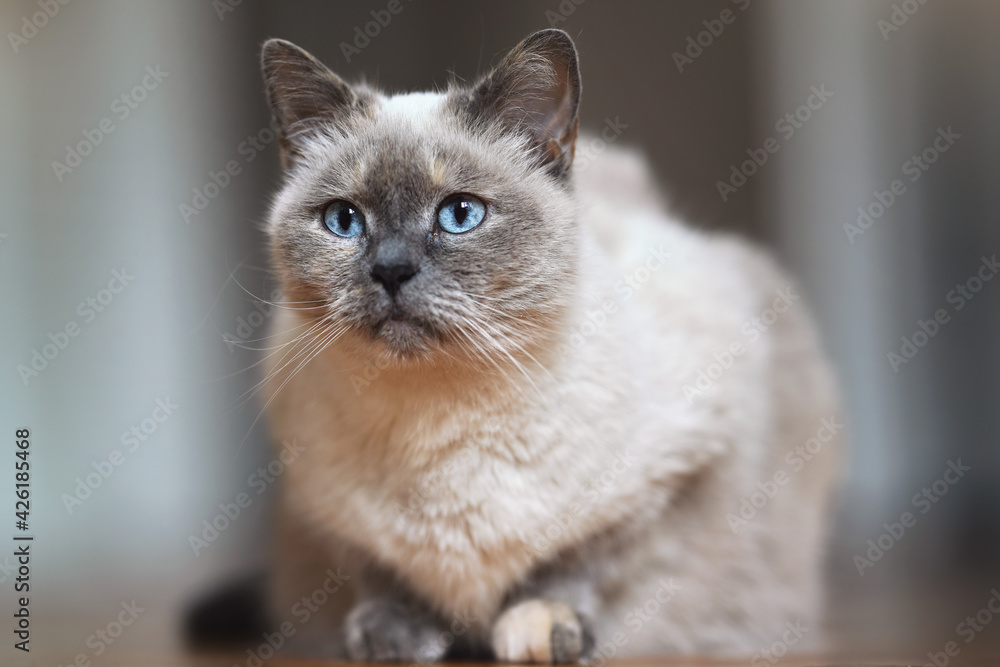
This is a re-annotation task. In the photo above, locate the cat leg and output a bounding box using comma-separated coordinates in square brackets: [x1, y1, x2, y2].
[345, 596, 453, 662]
[344, 566, 453, 663]
[491, 598, 595, 663]
[490, 534, 631, 663]
[273, 517, 453, 662]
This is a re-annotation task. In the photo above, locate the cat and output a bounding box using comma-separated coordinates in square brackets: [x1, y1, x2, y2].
[256, 28, 842, 663]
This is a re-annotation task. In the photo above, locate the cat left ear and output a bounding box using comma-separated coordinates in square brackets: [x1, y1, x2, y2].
[463, 29, 581, 178]
[261, 38, 361, 166]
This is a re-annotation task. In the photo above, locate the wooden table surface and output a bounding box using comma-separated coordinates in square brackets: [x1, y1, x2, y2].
[17, 611, 995, 666]
[11, 657, 961, 667]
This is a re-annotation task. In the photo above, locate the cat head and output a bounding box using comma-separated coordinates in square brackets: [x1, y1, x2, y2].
[261, 30, 582, 365]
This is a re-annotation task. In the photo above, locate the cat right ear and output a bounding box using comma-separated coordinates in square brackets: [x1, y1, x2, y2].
[462, 29, 582, 179]
[261, 39, 360, 167]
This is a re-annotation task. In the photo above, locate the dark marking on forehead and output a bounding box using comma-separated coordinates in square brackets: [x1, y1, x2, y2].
[356, 134, 438, 236]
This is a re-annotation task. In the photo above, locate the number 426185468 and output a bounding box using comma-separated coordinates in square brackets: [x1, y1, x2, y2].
[15, 429, 29, 530]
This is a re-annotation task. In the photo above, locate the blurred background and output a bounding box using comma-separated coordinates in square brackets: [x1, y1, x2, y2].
[2, 0, 999, 663]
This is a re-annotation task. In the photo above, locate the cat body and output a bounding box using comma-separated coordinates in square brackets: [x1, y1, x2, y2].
[259, 30, 841, 662]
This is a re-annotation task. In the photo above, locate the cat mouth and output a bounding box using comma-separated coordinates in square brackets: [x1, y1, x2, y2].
[371, 306, 436, 347]
[378, 311, 429, 333]
[372, 318, 435, 358]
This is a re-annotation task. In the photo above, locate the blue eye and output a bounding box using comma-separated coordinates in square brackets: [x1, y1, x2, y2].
[437, 195, 487, 234]
[323, 200, 365, 238]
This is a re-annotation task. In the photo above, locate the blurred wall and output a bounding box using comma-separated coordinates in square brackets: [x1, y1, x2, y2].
[0, 0, 274, 652]
[753, 0, 1000, 652]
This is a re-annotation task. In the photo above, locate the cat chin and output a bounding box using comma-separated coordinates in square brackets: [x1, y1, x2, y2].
[369, 317, 437, 359]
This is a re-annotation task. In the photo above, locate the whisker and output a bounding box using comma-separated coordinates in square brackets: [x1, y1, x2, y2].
[191, 253, 254, 333]
[234, 315, 334, 408]
[215, 315, 332, 386]
[228, 270, 330, 312]
[234, 321, 349, 458]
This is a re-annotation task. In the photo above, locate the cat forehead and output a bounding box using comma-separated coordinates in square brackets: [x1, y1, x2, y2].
[365, 90, 467, 157]
[286, 89, 526, 202]
[380, 91, 447, 120]
[322, 90, 460, 166]
[301, 90, 498, 192]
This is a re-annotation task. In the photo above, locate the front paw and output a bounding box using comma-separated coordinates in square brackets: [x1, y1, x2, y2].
[345, 598, 448, 662]
[491, 599, 594, 663]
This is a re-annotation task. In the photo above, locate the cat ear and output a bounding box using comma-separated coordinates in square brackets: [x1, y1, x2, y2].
[465, 29, 581, 177]
[261, 38, 361, 166]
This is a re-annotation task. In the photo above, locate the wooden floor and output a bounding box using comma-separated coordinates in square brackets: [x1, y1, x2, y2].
[21, 611, 996, 667]
[13, 656, 942, 667]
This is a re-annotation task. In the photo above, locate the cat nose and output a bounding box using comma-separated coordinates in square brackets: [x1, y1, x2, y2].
[371, 259, 418, 296]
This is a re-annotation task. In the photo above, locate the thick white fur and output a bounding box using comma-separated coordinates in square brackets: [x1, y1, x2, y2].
[263, 105, 841, 655]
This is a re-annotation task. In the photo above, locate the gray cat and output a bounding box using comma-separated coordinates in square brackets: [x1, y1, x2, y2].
[256, 29, 841, 663]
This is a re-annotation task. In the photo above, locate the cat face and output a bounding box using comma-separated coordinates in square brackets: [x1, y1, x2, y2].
[262, 30, 582, 363]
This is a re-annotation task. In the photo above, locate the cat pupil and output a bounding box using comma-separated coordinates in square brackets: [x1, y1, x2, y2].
[339, 208, 352, 230]
[454, 202, 468, 225]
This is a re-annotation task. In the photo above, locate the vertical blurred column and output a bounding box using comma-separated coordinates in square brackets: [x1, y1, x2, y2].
[0, 0, 272, 652]
[750, 0, 1000, 652]
[752, 0, 916, 531]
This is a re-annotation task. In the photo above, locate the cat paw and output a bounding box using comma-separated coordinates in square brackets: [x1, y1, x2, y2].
[345, 598, 448, 662]
[491, 599, 594, 663]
